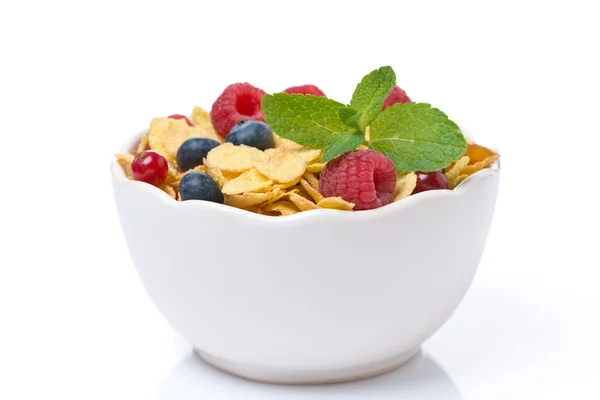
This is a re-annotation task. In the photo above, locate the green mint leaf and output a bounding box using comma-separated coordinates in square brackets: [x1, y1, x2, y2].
[369, 103, 467, 172]
[338, 106, 362, 130]
[349, 66, 396, 128]
[338, 106, 357, 125]
[262, 93, 347, 148]
[323, 130, 365, 162]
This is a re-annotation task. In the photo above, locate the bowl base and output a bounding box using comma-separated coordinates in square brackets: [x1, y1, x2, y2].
[194, 347, 420, 384]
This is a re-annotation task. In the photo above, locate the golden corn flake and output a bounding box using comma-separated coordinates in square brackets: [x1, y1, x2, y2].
[164, 162, 182, 185]
[273, 133, 305, 150]
[204, 160, 228, 189]
[206, 143, 259, 173]
[444, 143, 499, 188]
[135, 135, 149, 155]
[306, 163, 326, 173]
[465, 142, 497, 164]
[449, 174, 469, 189]
[190, 106, 223, 143]
[300, 179, 324, 203]
[287, 192, 317, 211]
[253, 147, 306, 183]
[445, 156, 470, 185]
[222, 168, 273, 195]
[225, 191, 277, 208]
[291, 148, 322, 164]
[393, 172, 417, 202]
[115, 153, 134, 178]
[261, 188, 294, 207]
[303, 171, 320, 190]
[460, 147, 500, 176]
[161, 184, 177, 199]
[317, 197, 355, 210]
[273, 175, 302, 190]
[264, 200, 300, 216]
[149, 118, 220, 162]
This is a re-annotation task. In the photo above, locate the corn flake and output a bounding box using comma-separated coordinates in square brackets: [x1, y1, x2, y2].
[149, 118, 221, 162]
[225, 191, 277, 208]
[445, 156, 470, 189]
[253, 147, 306, 183]
[303, 172, 320, 190]
[115, 153, 134, 178]
[306, 163, 326, 173]
[393, 172, 417, 202]
[300, 179, 324, 202]
[291, 148, 322, 164]
[204, 160, 228, 189]
[273, 133, 305, 150]
[287, 192, 317, 211]
[191, 106, 223, 143]
[135, 135, 149, 155]
[264, 200, 300, 216]
[317, 197, 355, 210]
[205, 143, 260, 173]
[272, 175, 302, 190]
[222, 168, 273, 195]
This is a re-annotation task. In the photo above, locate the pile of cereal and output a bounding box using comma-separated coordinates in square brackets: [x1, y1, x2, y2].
[116, 66, 499, 216]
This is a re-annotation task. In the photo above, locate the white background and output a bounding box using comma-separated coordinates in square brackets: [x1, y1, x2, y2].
[1, 1, 599, 399]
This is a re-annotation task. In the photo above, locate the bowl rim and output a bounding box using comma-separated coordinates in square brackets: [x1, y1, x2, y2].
[111, 127, 500, 223]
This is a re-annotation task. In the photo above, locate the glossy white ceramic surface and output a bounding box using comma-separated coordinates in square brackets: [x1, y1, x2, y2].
[111, 131, 500, 383]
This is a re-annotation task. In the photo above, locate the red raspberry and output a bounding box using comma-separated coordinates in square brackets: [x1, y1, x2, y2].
[319, 150, 396, 210]
[167, 114, 193, 126]
[284, 85, 326, 97]
[382, 86, 411, 110]
[210, 83, 266, 138]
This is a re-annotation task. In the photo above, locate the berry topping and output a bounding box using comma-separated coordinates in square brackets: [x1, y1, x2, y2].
[382, 86, 411, 111]
[179, 172, 224, 203]
[412, 171, 448, 194]
[167, 114, 193, 126]
[176, 137, 221, 172]
[210, 83, 266, 138]
[131, 151, 168, 187]
[225, 120, 274, 150]
[319, 150, 396, 210]
[283, 85, 326, 97]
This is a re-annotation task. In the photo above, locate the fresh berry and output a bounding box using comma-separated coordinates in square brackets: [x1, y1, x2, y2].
[412, 171, 448, 194]
[176, 137, 221, 172]
[179, 172, 224, 203]
[225, 120, 274, 150]
[319, 150, 396, 210]
[168, 114, 193, 126]
[131, 151, 168, 187]
[210, 83, 266, 138]
[382, 86, 411, 110]
[283, 85, 326, 97]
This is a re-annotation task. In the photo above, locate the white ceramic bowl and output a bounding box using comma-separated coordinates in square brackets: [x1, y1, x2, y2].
[111, 129, 500, 384]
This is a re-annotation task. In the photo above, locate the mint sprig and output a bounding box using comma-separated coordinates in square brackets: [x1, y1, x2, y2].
[261, 67, 467, 172]
[349, 66, 396, 128]
[262, 94, 347, 148]
[369, 103, 467, 172]
[323, 130, 365, 162]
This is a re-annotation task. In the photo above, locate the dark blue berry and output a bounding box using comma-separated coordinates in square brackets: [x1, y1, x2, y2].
[225, 120, 274, 150]
[179, 172, 224, 203]
[176, 137, 221, 172]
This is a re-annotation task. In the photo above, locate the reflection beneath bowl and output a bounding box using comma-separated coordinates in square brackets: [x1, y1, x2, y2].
[154, 350, 462, 399]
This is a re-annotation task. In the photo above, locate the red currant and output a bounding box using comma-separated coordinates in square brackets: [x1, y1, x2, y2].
[412, 171, 448, 194]
[167, 114, 193, 126]
[131, 151, 168, 187]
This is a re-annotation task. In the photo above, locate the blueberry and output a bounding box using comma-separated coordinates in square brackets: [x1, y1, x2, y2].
[176, 137, 221, 172]
[225, 120, 274, 150]
[179, 172, 224, 203]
